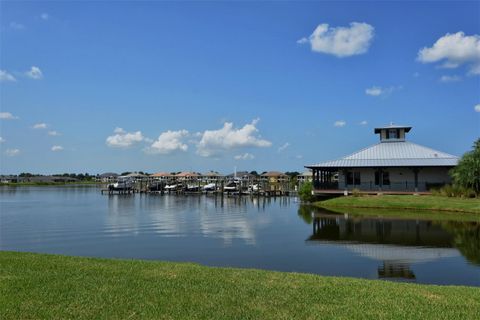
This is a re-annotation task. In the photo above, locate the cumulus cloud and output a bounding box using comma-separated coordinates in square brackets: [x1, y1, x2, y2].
[0, 112, 19, 120]
[41, 13, 49, 20]
[10, 22, 25, 30]
[5, 148, 20, 157]
[0, 70, 16, 82]
[106, 127, 144, 148]
[0, 137, 5, 143]
[278, 142, 290, 152]
[417, 32, 480, 75]
[360, 120, 368, 125]
[146, 130, 189, 154]
[475, 104, 480, 112]
[334, 120, 346, 127]
[48, 130, 61, 136]
[51, 145, 63, 152]
[197, 119, 272, 157]
[33, 123, 47, 129]
[234, 153, 255, 160]
[365, 85, 400, 97]
[365, 86, 382, 96]
[25, 66, 43, 79]
[439, 75, 461, 82]
[298, 22, 374, 57]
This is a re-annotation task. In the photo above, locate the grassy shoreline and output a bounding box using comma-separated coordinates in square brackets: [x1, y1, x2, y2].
[315, 195, 480, 215]
[0, 181, 101, 187]
[1, 251, 479, 319]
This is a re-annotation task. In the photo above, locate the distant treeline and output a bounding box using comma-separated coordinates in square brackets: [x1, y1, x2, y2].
[18, 173, 94, 181]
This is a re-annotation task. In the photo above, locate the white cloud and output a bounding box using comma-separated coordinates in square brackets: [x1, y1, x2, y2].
[33, 123, 47, 129]
[417, 32, 480, 75]
[334, 120, 346, 127]
[25, 66, 43, 79]
[360, 120, 368, 125]
[0, 70, 16, 82]
[365, 85, 400, 97]
[0, 112, 19, 120]
[439, 75, 461, 82]
[197, 119, 272, 157]
[106, 128, 144, 148]
[146, 130, 189, 154]
[48, 130, 61, 136]
[298, 22, 374, 58]
[51, 145, 63, 152]
[413, 72, 420, 78]
[295, 155, 303, 159]
[365, 86, 382, 96]
[277, 142, 290, 152]
[475, 104, 480, 113]
[234, 153, 255, 160]
[0, 137, 5, 143]
[5, 148, 20, 157]
[41, 13, 49, 20]
[10, 22, 25, 30]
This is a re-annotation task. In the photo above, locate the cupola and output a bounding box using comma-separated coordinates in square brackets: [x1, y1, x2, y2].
[374, 123, 412, 142]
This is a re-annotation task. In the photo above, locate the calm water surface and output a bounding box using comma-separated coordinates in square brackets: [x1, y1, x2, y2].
[1, 186, 479, 286]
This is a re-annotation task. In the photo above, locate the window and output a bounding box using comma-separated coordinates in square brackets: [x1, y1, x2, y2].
[354, 172, 361, 185]
[347, 171, 361, 185]
[382, 172, 390, 185]
[347, 172, 353, 185]
[375, 171, 390, 185]
[388, 129, 398, 139]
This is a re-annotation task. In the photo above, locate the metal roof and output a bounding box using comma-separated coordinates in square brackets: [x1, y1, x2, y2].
[306, 141, 459, 168]
[374, 124, 412, 134]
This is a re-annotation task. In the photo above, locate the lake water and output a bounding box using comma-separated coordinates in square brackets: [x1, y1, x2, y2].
[1, 186, 479, 286]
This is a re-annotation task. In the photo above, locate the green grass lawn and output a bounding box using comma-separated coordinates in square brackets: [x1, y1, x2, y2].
[1, 251, 479, 319]
[315, 195, 480, 215]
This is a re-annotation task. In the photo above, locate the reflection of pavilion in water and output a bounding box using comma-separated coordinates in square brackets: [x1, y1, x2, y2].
[308, 214, 459, 281]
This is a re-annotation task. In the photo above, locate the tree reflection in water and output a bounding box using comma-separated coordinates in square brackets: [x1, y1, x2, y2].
[298, 205, 480, 280]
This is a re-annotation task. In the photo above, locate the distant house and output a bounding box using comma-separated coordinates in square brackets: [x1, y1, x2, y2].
[260, 171, 289, 183]
[175, 172, 200, 182]
[97, 172, 118, 183]
[297, 171, 313, 184]
[305, 124, 458, 194]
[0, 175, 19, 183]
[226, 171, 256, 181]
[200, 171, 224, 183]
[150, 172, 174, 182]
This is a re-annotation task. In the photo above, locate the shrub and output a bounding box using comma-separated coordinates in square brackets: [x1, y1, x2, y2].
[450, 139, 480, 196]
[351, 188, 362, 197]
[298, 182, 315, 203]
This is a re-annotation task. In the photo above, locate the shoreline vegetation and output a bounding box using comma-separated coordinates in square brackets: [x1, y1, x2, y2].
[1, 251, 479, 319]
[314, 195, 480, 215]
[0, 181, 100, 187]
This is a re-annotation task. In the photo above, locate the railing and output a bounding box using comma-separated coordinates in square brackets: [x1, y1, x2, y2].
[314, 181, 447, 192]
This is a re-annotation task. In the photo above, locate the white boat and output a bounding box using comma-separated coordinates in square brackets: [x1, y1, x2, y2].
[223, 180, 239, 191]
[109, 176, 134, 190]
[203, 183, 216, 191]
[165, 184, 177, 190]
[248, 184, 261, 192]
[187, 185, 200, 191]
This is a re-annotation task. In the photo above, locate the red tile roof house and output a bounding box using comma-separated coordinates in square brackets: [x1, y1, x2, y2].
[305, 124, 458, 195]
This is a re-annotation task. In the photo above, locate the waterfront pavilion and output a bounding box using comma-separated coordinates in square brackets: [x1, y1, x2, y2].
[305, 124, 459, 194]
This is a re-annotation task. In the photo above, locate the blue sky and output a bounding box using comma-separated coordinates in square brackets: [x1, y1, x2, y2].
[1, 1, 479, 174]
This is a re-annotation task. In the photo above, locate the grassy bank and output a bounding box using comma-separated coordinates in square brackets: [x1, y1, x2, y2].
[315, 195, 480, 215]
[1, 252, 480, 319]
